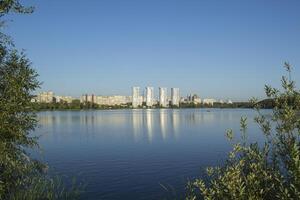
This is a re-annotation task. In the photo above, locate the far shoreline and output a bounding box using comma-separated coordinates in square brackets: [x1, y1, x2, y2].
[35, 107, 270, 112]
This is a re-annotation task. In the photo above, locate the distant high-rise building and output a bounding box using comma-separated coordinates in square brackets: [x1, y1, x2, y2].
[159, 87, 168, 107]
[80, 94, 96, 104]
[96, 95, 131, 106]
[145, 87, 154, 107]
[87, 94, 96, 104]
[36, 91, 54, 103]
[171, 88, 180, 106]
[132, 87, 141, 108]
[80, 94, 88, 103]
[81, 94, 132, 106]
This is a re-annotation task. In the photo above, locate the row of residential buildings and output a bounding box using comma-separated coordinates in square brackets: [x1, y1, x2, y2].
[79, 87, 180, 108]
[33, 87, 233, 108]
[32, 91, 74, 103]
[132, 87, 180, 108]
[80, 94, 132, 106]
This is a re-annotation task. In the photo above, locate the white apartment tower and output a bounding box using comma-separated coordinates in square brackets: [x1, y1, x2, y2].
[132, 87, 141, 108]
[145, 87, 154, 107]
[37, 91, 54, 103]
[171, 88, 180, 106]
[159, 87, 168, 107]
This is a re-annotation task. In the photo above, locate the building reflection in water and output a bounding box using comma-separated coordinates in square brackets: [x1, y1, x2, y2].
[131, 109, 177, 142]
[160, 109, 168, 140]
[37, 110, 186, 142]
[145, 109, 154, 142]
[132, 110, 143, 142]
[172, 110, 180, 139]
[35, 109, 239, 143]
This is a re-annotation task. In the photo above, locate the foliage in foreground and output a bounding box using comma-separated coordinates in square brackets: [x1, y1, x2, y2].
[0, 1, 82, 199]
[187, 63, 300, 200]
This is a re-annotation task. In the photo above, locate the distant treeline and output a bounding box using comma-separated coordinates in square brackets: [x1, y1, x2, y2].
[32, 99, 276, 111]
[179, 99, 274, 109]
[32, 100, 130, 110]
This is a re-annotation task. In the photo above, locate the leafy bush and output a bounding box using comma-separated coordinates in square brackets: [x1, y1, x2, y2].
[186, 63, 300, 200]
[0, 1, 83, 199]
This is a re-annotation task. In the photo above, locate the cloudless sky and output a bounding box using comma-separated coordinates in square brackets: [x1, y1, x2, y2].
[4, 0, 300, 101]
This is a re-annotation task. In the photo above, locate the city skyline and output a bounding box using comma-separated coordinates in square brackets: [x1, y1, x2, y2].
[34, 86, 233, 107]
[6, 0, 300, 101]
[36, 87, 221, 99]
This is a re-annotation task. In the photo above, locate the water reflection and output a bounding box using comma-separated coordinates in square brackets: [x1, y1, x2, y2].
[146, 109, 154, 142]
[34, 109, 266, 200]
[159, 110, 168, 140]
[132, 110, 143, 142]
[37, 109, 241, 143]
[172, 110, 180, 139]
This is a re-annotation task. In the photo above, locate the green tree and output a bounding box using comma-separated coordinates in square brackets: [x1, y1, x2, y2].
[187, 63, 300, 200]
[0, 1, 81, 199]
[71, 99, 81, 109]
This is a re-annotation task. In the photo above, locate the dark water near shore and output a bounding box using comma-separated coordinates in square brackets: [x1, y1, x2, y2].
[34, 109, 269, 200]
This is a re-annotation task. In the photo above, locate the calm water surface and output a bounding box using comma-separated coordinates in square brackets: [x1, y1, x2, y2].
[34, 109, 269, 200]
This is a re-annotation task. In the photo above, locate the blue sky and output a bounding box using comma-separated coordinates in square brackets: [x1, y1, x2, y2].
[4, 0, 300, 101]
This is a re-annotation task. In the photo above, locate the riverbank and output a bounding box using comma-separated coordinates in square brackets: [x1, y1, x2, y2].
[32, 98, 278, 111]
[32, 101, 260, 111]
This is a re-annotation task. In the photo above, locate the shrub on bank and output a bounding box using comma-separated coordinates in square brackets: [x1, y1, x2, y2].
[186, 63, 300, 200]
